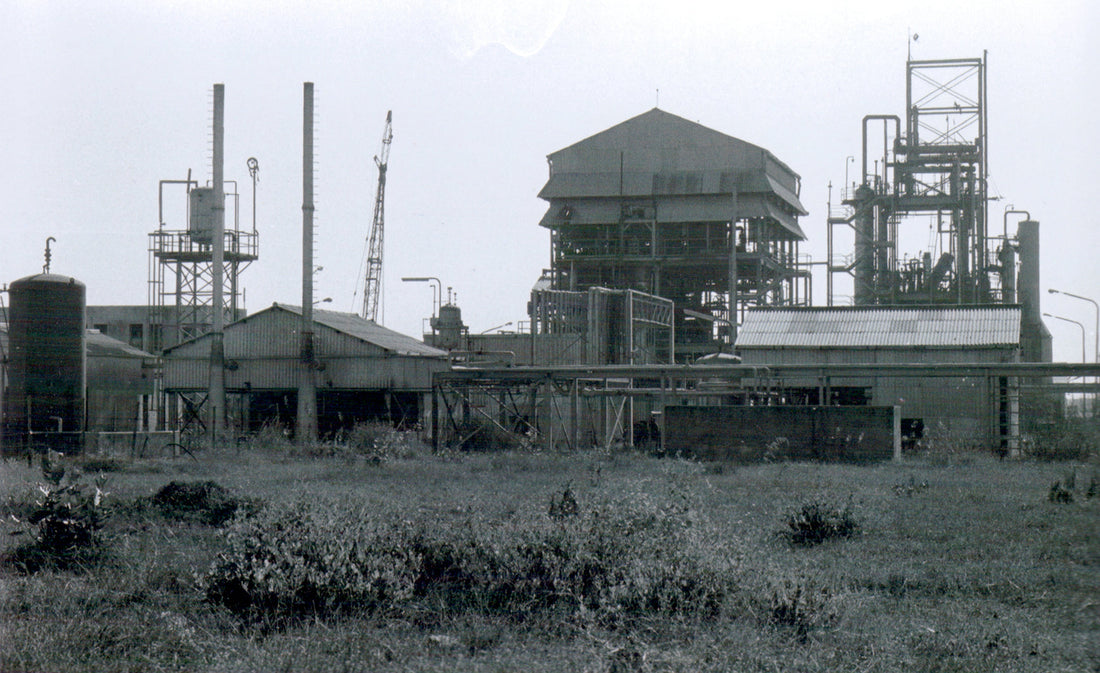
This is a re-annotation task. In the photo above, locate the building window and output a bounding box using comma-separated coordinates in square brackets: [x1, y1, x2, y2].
[129, 324, 144, 349]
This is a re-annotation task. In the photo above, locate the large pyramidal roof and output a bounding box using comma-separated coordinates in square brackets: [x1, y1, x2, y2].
[538, 108, 806, 237]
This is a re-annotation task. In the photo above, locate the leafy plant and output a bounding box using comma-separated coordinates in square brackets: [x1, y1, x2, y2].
[4, 455, 109, 572]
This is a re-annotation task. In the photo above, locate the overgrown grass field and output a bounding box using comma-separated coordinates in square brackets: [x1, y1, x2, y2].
[0, 434, 1096, 672]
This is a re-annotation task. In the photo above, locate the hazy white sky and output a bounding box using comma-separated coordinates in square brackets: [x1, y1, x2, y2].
[2, 0, 1097, 361]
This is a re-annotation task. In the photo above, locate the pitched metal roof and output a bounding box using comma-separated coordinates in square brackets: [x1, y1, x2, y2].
[0, 327, 153, 359]
[162, 304, 447, 358]
[86, 330, 155, 358]
[275, 305, 447, 357]
[736, 307, 1022, 349]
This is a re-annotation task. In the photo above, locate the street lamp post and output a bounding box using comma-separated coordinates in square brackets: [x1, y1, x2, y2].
[479, 321, 513, 334]
[1045, 312, 1088, 417]
[1048, 289, 1098, 363]
[402, 276, 441, 318]
[402, 276, 442, 338]
[1049, 289, 1099, 417]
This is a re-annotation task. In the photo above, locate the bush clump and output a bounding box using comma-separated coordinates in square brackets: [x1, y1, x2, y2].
[151, 480, 255, 526]
[1048, 480, 1074, 504]
[200, 488, 733, 628]
[3, 467, 109, 572]
[783, 500, 859, 546]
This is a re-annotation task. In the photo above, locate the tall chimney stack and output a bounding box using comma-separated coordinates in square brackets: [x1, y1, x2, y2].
[209, 83, 227, 442]
[297, 82, 318, 443]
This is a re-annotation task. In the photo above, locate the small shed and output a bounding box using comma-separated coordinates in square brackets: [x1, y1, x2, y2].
[162, 304, 449, 436]
[735, 306, 1022, 449]
[85, 330, 158, 432]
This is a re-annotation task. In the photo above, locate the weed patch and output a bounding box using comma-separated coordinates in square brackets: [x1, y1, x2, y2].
[764, 577, 838, 640]
[893, 475, 930, 497]
[782, 500, 859, 546]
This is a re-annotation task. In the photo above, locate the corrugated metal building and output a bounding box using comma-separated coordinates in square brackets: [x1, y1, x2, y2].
[736, 306, 1022, 449]
[162, 303, 448, 436]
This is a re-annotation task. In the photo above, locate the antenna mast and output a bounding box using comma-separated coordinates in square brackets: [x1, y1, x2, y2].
[361, 110, 393, 321]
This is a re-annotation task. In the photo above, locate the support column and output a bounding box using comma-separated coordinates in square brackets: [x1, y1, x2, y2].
[728, 185, 739, 343]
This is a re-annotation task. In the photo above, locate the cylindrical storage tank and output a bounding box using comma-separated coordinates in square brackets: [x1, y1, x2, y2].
[2, 273, 86, 456]
[431, 304, 465, 351]
[998, 244, 1017, 304]
[852, 184, 876, 305]
[1017, 221, 1040, 326]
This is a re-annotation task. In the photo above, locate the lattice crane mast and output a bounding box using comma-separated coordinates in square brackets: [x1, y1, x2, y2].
[361, 110, 393, 321]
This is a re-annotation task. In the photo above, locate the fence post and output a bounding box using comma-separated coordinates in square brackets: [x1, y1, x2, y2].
[893, 405, 903, 462]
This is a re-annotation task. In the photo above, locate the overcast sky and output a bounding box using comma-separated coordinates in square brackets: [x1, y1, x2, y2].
[2, 0, 1096, 362]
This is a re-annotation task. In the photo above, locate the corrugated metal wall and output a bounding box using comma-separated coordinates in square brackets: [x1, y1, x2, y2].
[739, 346, 1016, 447]
[164, 309, 446, 392]
[166, 355, 446, 391]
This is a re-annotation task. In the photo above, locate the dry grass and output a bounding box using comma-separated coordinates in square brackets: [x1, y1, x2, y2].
[1, 442, 1096, 672]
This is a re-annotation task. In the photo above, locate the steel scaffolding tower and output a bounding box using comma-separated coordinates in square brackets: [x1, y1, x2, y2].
[828, 54, 998, 306]
[148, 179, 258, 351]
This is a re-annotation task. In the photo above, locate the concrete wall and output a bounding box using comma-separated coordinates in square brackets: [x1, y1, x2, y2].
[664, 405, 896, 463]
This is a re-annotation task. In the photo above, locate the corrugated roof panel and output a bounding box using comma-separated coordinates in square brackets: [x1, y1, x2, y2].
[164, 304, 447, 358]
[737, 307, 1021, 349]
[298, 306, 447, 357]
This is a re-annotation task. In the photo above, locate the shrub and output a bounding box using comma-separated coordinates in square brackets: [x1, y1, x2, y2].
[548, 485, 580, 520]
[1048, 480, 1074, 504]
[783, 500, 859, 546]
[200, 488, 733, 628]
[151, 480, 256, 526]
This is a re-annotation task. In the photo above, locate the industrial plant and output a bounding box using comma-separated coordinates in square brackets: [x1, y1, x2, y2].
[2, 53, 1096, 461]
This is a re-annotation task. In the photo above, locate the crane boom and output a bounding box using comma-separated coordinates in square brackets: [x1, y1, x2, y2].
[361, 110, 393, 321]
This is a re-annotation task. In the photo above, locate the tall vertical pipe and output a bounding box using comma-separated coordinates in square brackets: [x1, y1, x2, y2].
[727, 185, 739, 344]
[297, 82, 318, 443]
[209, 83, 227, 442]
